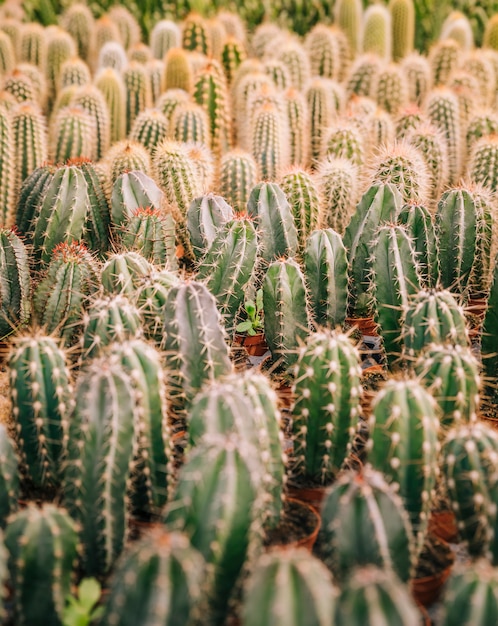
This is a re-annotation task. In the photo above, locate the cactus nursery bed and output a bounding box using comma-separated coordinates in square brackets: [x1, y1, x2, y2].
[3, 0, 498, 624]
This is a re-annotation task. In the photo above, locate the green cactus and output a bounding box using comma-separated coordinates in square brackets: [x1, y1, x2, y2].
[61, 3, 94, 62]
[466, 110, 498, 155]
[279, 168, 320, 251]
[485, 14, 498, 50]
[234, 71, 274, 149]
[242, 549, 337, 626]
[130, 108, 170, 152]
[335, 0, 362, 54]
[101, 530, 204, 626]
[9, 333, 73, 490]
[46, 28, 76, 106]
[110, 169, 162, 227]
[63, 358, 137, 577]
[120, 207, 177, 270]
[33, 241, 99, 343]
[276, 40, 311, 91]
[164, 48, 193, 93]
[5, 504, 78, 626]
[373, 64, 408, 115]
[247, 182, 298, 263]
[97, 41, 127, 72]
[481, 260, 498, 400]
[0, 30, 15, 75]
[368, 378, 440, 546]
[59, 57, 91, 92]
[442, 422, 498, 556]
[442, 561, 498, 625]
[0, 228, 30, 339]
[221, 36, 246, 85]
[320, 468, 415, 581]
[71, 85, 111, 161]
[307, 77, 344, 165]
[163, 435, 264, 625]
[263, 258, 310, 369]
[12, 102, 48, 192]
[147, 58, 165, 105]
[101, 251, 153, 297]
[186, 193, 234, 259]
[80, 294, 142, 361]
[362, 4, 392, 62]
[219, 149, 257, 213]
[182, 13, 210, 55]
[16, 163, 55, 234]
[135, 269, 179, 344]
[106, 140, 151, 185]
[108, 5, 140, 50]
[150, 19, 181, 59]
[250, 101, 287, 181]
[370, 223, 423, 366]
[343, 182, 402, 317]
[426, 87, 460, 183]
[283, 88, 308, 168]
[264, 57, 292, 89]
[469, 135, 498, 194]
[306, 24, 340, 80]
[3, 70, 37, 104]
[334, 566, 422, 625]
[390, 0, 414, 61]
[450, 71, 481, 126]
[430, 39, 461, 85]
[316, 157, 358, 235]
[0, 107, 14, 225]
[304, 229, 348, 329]
[171, 103, 209, 146]
[123, 62, 153, 135]
[403, 289, 469, 358]
[128, 43, 152, 65]
[20, 24, 46, 70]
[345, 53, 383, 98]
[50, 106, 96, 163]
[94, 16, 122, 59]
[401, 53, 431, 105]
[406, 123, 449, 201]
[0, 424, 18, 529]
[369, 108, 395, 146]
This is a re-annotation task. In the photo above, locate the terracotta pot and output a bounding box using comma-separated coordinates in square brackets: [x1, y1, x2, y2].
[286, 484, 327, 513]
[234, 332, 268, 357]
[345, 316, 379, 337]
[411, 559, 453, 607]
[428, 510, 458, 543]
[266, 498, 321, 553]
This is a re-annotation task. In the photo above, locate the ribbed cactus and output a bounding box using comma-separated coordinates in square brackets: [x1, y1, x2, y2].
[406, 123, 449, 202]
[161, 281, 232, 417]
[120, 207, 176, 270]
[374, 64, 408, 115]
[135, 269, 179, 344]
[71, 85, 110, 161]
[97, 41, 127, 72]
[123, 62, 152, 135]
[306, 24, 341, 80]
[58, 57, 91, 92]
[106, 140, 151, 185]
[307, 77, 343, 165]
[442, 561, 498, 625]
[108, 5, 140, 50]
[0, 423, 18, 529]
[128, 43, 152, 65]
[20, 24, 46, 70]
[9, 333, 73, 489]
[291, 330, 361, 483]
[320, 468, 415, 581]
[368, 379, 440, 546]
[370, 223, 423, 366]
[263, 258, 310, 369]
[0, 107, 14, 226]
[219, 149, 257, 212]
[129, 107, 170, 152]
[397, 202, 439, 288]
[163, 48, 193, 94]
[12, 102, 47, 192]
[221, 36, 246, 85]
[182, 13, 210, 55]
[33, 241, 99, 343]
[94, 68, 126, 144]
[46, 28, 76, 106]
[279, 168, 320, 251]
[242, 549, 337, 626]
[469, 135, 498, 193]
[335, 0, 362, 53]
[0, 30, 15, 75]
[3, 70, 37, 104]
[186, 193, 234, 259]
[485, 14, 498, 50]
[247, 182, 298, 263]
[324, 122, 365, 167]
[61, 3, 94, 62]
[164, 435, 264, 625]
[110, 169, 163, 228]
[343, 182, 402, 317]
[401, 52, 431, 105]
[171, 102, 209, 146]
[283, 88, 308, 168]
[345, 53, 383, 98]
[101, 251, 153, 297]
[276, 40, 311, 91]
[369, 108, 395, 146]
[440, 11, 473, 50]
[317, 157, 358, 234]
[0, 228, 30, 339]
[5, 504, 78, 626]
[101, 530, 204, 626]
[442, 422, 498, 556]
[193, 62, 231, 157]
[250, 101, 288, 181]
[50, 105, 96, 163]
[403, 289, 468, 357]
[150, 19, 181, 59]
[63, 358, 137, 577]
[466, 110, 498, 155]
[94, 16, 121, 59]
[415, 343, 480, 429]
[390, 0, 414, 61]
[334, 566, 422, 625]
[430, 39, 460, 85]
[80, 295, 142, 361]
[462, 53, 495, 107]
[234, 71, 274, 149]
[362, 4, 392, 62]
[304, 229, 348, 329]
[425, 88, 461, 185]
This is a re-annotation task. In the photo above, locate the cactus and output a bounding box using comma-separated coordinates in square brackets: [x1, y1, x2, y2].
[58, 57, 91, 92]
[482, 259, 498, 399]
[397, 202, 439, 287]
[147, 58, 164, 104]
[185, 143, 214, 194]
[5, 504, 78, 626]
[291, 330, 361, 483]
[450, 71, 481, 125]
[403, 289, 469, 357]
[219, 149, 257, 213]
[71, 84, 110, 161]
[469, 135, 498, 194]
[128, 43, 152, 65]
[406, 123, 449, 201]
[80, 295, 142, 361]
[324, 122, 365, 168]
[94, 16, 122, 59]
[485, 14, 498, 50]
[110, 169, 162, 227]
[442, 561, 498, 625]
[442, 422, 498, 556]
[373, 64, 408, 115]
[335, 0, 362, 54]
[63, 358, 137, 577]
[120, 207, 176, 270]
[33, 241, 99, 343]
[108, 6, 140, 50]
[0, 424, 18, 529]
[161, 281, 232, 417]
[12, 102, 48, 192]
[10, 333, 73, 489]
[276, 40, 311, 91]
[0, 228, 30, 339]
[320, 468, 415, 581]
[135, 269, 179, 344]
[164, 435, 264, 625]
[263, 258, 310, 369]
[263, 59, 290, 91]
[106, 140, 151, 185]
[234, 71, 274, 149]
[316, 158, 358, 234]
[247, 182, 298, 263]
[362, 4, 392, 62]
[401, 52, 431, 105]
[20, 24, 46, 70]
[334, 566, 421, 625]
[306, 25, 340, 80]
[370, 224, 423, 366]
[0, 107, 14, 225]
[461, 53, 495, 108]
[129, 107, 169, 151]
[250, 101, 287, 181]
[61, 3, 94, 62]
[307, 78, 343, 166]
[242, 549, 336, 626]
[3, 70, 37, 104]
[0, 30, 15, 75]
[346, 53, 383, 98]
[186, 193, 234, 258]
[415, 343, 480, 429]
[440, 11, 474, 50]
[101, 251, 153, 297]
[123, 62, 152, 135]
[390, 0, 414, 61]
[466, 110, 498, 155]
[97, 41, 128, 72]
[164, 48, 193, 93]
[150, 19, 181, 59]
[279, 169, 320, 251]
[221, 36, 246, 86]
[430, 39, 460, 85]
[50, 106, 96, 163]
[304, 229, 348, 329]
[182, 13, 210, 55]
[343, 183, 402, 317]
[101, 530, 204, 626]
[368, 108, 395, 146]
[171, 102, 209, 146]
[197, 216, 258, 333]
[46, 28, 76, 106]
[283, 88, 308, 168]
[368, 378, 440, 546]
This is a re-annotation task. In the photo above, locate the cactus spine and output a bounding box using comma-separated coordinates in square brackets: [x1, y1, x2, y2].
[397, 203, 439, 288]
[186, 193, 234, 259]
[219, 150, 257, 212]
[95, 68, 126, 143]
[279, 168, 320, 251]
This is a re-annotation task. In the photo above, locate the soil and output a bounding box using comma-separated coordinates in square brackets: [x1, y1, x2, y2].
[263, 498, 319, 548]
[415, 534, 454, 579]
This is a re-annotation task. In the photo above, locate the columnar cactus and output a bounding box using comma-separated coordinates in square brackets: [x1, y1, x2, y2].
[317, 158, 358, 234]
[291, 330, 361, 483]
[171, 103, 209, 146]
[469, 135, 498, 194]
[63, 359, 137, 576]
[182, 13, 210, 55]
[3, 71, 37, 104]
[306, 77, 339, 165]
[345, 53, 383, 98]
[95, 68, 126, 143]
[276, 40, 311, 91]
[71, 84, 110, 161]
[9, 333, 73, 489]
[283, 88, 308, 168]
[129, 108, 170, 152]
[250, 101, 288, 181]
[0, 228, 30, 339]
[97, 41, 127, 72]
[373, 64, 408, 115]
[101, 251, 153, 297]
[401, 52, 431, 104]
[279, 168, 320, 251]
[120, 207, 176, 270]
[320, 468, 415, 581]
[101, 530, 205, 626]
[242, 549, 337, 626]
[403, 289, 468, 357]
[193, 62, 231, 157]
[219, 149, 258, 212]
[442, 561, 498, 625]
[397, 203, 439, 287]
[5, 505, 78, 626]
[0, 30, 15, 75]
[362, 4, 392, 61]
[33, 241, 99, 343]
[221, 36, 246, 85]
[50, 105, 96, 163]
[58, 58, 91, 91]
[324, 122, 365, 168]
[442, 422, 498, 556]
[46, 28, 76, 105]
[306, 25, 341, 80]
[123, 62, 152, 135]
[415, 344, 480, 429]
[369, 109, 395, 146]
[0, 424, 18, 528]
[335, 0, 362, 53]
[150, 19, 181, 59]
[368, 379, 440, 547]
[304, 229, 348, 328]
[406, 123, 449, 201]
[108, 6, 140, 50]
[20, 24, 46, 70]
[163, 48, 193, 93]
[186, 193, 234, 258]
[466, 110, 498, 155]
[430, 39, 460, 85]
[107, 140, 151, 184]
[12, 102, 47, 192]
[425, 87, 461, 185]
[390, 0, 414, 61]
[135, 269, 178, 344]
[370, 224, 423, 366]
[61, 3, 94, 61]
[110, 169, 163, 228]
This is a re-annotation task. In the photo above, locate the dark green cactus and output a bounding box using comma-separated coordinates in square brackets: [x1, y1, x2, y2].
[95, 68, 126, 144]
[186, 194, 234, 259]
[0, 424, 18, 528]
[219, 149, 258, 212]
[101, 251, 153, 297]
[120, 207, 177, 270]
[129, 108, 170, 152]
[110, 169, 163, 229]
[279, 169, 320, 252]
[50, 106, 96, 163]
[317, 158, 358, 234]
[0, 228, 30, 339]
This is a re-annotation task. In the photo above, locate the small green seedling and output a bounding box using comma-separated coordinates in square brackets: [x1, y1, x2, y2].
[236, 289, 264, 336]
[63, 578, 104, 626]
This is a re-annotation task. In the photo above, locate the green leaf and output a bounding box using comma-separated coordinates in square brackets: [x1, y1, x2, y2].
[236, 320, 253, 333]
[245, 301, 256, 318]
[256, 288, 263, 311]
[78, 579, 101, 611]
